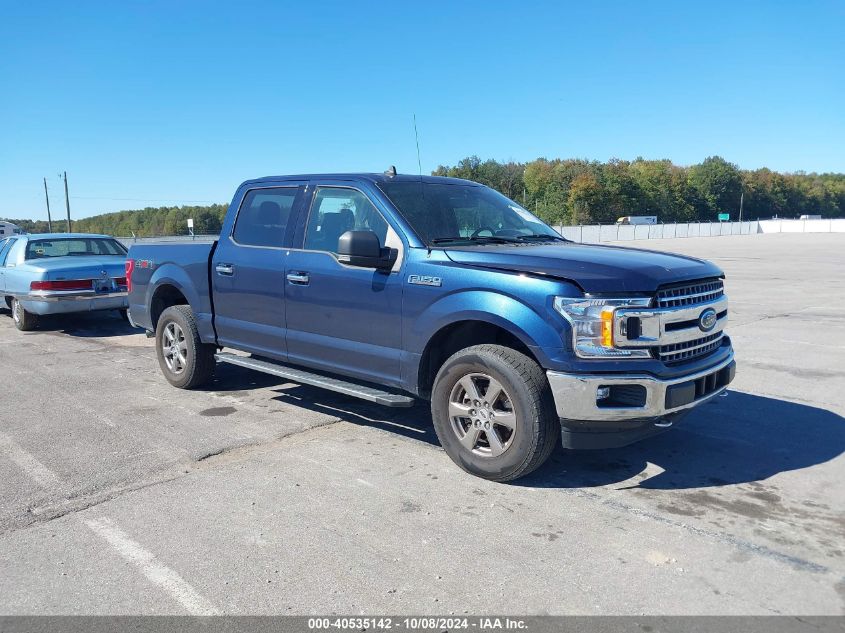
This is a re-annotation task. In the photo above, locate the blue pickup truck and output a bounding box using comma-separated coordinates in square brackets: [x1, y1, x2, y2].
[127, 171, 735, 481]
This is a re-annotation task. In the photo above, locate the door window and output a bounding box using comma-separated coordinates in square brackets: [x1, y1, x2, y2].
[303, 187, 388, 254]
[232, 187, 299, 248]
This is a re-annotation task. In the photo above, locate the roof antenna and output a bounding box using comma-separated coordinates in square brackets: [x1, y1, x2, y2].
[384, 165, 397, 178]
[413, 113, 423, 179]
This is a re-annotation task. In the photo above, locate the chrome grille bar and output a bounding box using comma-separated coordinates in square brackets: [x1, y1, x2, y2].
[657, 279, 724, 308]
[658, 332, 725, 364]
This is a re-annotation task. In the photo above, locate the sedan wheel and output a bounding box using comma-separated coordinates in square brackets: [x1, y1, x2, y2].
[11, 299, 37, 331]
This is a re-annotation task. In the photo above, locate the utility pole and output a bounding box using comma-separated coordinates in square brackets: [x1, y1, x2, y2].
[739, 191, 744, 223]
[63, 171, 72, 233]
[43, 178, 53, 232]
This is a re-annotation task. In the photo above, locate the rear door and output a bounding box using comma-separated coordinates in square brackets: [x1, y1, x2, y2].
[211, 184, 306, 360]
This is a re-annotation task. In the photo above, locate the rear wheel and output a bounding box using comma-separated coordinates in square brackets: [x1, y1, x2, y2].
[11, 299, 37, 331]
[155, 305, 216, 388]
[431, 344, 560, 482]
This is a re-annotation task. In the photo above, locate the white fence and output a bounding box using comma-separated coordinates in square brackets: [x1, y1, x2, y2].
[555, 218, 845, 243]
[117, 235, 218, 247]
[758, 218, 845, 234]
[115, 218, 845, 247]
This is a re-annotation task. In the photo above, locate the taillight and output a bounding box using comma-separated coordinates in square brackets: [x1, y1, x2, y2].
[30, 279, 94, 291]
[125, 259, 135, 293]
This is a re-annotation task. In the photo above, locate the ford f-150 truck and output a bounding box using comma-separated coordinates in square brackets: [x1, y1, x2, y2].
[126, 171, 735, 481]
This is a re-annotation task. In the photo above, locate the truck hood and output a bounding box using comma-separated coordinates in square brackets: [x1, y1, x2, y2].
[443, 243, 723, 293]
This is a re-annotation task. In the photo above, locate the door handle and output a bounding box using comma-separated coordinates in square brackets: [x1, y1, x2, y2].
[215, 263, 234, 276]
[286, 272, 310, 285]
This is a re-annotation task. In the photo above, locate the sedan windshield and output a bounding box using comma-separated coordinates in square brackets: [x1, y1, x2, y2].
[377, 181, 563, 246]
[25, 238, 128, 260]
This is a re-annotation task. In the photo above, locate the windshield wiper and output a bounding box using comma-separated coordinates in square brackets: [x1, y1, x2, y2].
[430, 235, 522, 245]
[514, 233, 568, 242]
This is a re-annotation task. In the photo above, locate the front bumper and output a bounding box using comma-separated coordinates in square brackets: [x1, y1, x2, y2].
[547, 351, 736, 449]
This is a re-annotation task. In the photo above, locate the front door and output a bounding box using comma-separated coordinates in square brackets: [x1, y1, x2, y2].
[284, 184, 405, 387]
[212, 184, 305, 360]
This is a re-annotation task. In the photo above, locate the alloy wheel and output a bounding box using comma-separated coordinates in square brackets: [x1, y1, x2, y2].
[162, 322, 188, 374]
[448, 372, 517, 457]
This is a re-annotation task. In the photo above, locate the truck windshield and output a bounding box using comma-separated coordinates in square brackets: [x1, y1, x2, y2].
[25, 238, 128, 260]
[377, 181, 563, 246]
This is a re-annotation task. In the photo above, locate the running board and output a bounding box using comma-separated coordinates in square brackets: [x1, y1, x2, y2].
[214, 352, 416, 408]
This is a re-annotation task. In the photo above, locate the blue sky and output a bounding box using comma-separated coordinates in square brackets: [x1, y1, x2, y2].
[2, 0, 843, 220]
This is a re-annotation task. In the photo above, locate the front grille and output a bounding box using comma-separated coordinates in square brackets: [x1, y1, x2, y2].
[657, 278, 724, 308]
[658, 331, 724, 364]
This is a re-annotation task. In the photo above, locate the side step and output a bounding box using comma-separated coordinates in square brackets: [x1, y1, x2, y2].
[214, 352, 416, 408]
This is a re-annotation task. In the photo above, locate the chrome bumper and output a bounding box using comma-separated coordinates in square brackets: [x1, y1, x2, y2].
[547, 351, 735, 422]
[19, 290, 128, 302]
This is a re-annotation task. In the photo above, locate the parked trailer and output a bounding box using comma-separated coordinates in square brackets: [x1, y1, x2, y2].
[615, 216, 657, 225]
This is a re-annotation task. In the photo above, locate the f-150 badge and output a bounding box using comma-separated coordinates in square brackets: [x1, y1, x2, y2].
[408, 275, 442, 287]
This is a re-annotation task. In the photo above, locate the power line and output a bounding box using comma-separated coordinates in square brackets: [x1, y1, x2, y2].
[67, 196, 219, 203]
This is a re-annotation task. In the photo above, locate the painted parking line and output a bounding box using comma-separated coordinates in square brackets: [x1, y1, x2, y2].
[85, 516, 221, 615]
[0, 432, 62, 489]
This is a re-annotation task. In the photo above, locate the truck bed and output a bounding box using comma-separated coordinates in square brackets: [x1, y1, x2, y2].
[126, 241, 218, 338]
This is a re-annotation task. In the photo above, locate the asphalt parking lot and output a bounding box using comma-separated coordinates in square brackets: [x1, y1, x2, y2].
[1, 232, 843, 615]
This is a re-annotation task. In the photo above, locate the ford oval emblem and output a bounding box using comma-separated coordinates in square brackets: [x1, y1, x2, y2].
[698, 308, 718, 332]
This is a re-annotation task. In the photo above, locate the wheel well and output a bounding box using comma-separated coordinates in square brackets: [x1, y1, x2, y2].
[150, 284, 188, 330]
[418, 320, 539, 398]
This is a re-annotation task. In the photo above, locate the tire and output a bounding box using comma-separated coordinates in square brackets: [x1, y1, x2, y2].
[155, 305, 216, 389]
[11, 298, 37, 331]
[430, 344, 560, 482]
[4, 296, 11, 310]
[118, 308, 130, 322]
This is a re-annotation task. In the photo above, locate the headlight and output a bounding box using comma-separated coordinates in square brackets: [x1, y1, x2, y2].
[554, 296, 652, 359]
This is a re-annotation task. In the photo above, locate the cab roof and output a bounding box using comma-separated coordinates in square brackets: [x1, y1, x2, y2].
[239, 173, 480, 188]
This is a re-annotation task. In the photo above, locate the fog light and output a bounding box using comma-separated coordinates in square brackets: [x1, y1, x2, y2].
[596, 386, 611, 400]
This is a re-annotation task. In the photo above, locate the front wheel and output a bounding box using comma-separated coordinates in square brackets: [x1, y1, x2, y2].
[155, 305, 216, 389]
[431, 344, 560, 482]
[12, 299, 37, 331]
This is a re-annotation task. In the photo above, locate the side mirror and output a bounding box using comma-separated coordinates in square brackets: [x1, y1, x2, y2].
[337, 230, 397, 271]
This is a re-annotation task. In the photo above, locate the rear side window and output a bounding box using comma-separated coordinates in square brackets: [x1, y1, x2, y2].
[233, 187, 299, 247]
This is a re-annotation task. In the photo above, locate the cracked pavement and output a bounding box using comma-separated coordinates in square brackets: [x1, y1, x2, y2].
[1, 233, 843, 614]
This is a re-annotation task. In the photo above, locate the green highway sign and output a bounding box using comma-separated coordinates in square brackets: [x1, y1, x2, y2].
[718, 213, 730, 221]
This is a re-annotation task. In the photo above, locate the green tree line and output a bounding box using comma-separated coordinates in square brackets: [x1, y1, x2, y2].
[7, 156, 845, 235]
[5, 204, 229, 237]
[434, 156, 845, 226]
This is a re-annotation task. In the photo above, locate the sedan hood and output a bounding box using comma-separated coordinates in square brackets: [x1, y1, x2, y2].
[444, 242, 723, 293]
[23, 256, 127, 279]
